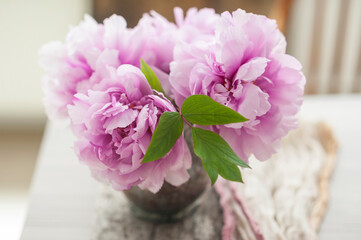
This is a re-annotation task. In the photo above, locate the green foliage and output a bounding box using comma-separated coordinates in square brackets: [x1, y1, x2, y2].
[142, 112, 183, 163]
[192, 127, 249, 184]
[181, 95, 248, 125]
[140, 59, 165, 94]
[141, 65, 251, 185]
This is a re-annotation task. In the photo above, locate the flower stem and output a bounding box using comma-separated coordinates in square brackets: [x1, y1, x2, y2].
[181, 113, 193, 128]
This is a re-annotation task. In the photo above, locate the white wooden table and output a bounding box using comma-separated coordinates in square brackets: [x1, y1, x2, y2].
[20, 94, 361, 240]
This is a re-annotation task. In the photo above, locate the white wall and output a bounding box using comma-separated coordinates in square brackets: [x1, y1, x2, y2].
[286, 0, 361, 94]
[0, 0, 92, 128]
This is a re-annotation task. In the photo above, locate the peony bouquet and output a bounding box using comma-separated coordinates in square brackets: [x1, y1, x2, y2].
[40, 8, 305, 194]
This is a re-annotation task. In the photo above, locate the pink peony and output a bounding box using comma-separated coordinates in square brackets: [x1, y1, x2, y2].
[40, 9, 219, 119]
[174, 7, 220, 42]
[170, 9, 305, 162]
[137, 7, 220, 97]
[39, 14, 170, 118]
[138, 7, 220, 70]
[68, 65, 192, 193]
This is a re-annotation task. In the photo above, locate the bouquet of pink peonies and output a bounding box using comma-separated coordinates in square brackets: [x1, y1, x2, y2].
[40, 8, 305, 194]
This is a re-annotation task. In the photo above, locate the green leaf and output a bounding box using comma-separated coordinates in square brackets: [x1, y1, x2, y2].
[140, 59, 165, 94]
[142, 112, 183, 163]
[191, 127, 250, 184]
[181, 95, 248, 126]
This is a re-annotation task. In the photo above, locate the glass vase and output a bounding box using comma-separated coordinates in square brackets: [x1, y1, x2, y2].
[123, 125, 210, 222]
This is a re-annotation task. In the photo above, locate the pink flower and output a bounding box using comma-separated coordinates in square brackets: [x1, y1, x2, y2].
[68, 65, 191, 193]
[137, 7, 220, 97]
[174, 7, 220, 42]
[138, 7, 220, 70]
[170, 9, 305, 162]
[39, 14, 166, 118]
[40, 9, 220, 119]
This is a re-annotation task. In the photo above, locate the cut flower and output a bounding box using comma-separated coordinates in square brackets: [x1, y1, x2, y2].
[170, 9, 305, 162]
[40, 7, 306, 192]
[68, 65, 191, 193]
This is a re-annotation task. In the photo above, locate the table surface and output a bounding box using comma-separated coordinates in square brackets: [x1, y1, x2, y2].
[20, 94, 361, 240]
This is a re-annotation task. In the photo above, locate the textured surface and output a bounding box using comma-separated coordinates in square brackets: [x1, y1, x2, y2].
[214, 122, 337, 240]
[93, 187, 223, 240]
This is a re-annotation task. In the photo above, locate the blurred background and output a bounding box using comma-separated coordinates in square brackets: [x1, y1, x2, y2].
[0, 0, 360, 239]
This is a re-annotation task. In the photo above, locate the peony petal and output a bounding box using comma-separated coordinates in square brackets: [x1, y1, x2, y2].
[133, 105, 150, 139]
[234, 57, 270, 82]
[116, 64, 153, 98]
[237, 83, 271, 120]
[165, 168, 190, 186]
[103, 109, 138, 133]
[103, 14, 127, 49]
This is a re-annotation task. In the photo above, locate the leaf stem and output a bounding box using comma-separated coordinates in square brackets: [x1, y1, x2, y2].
[181, 113, 193, 129]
